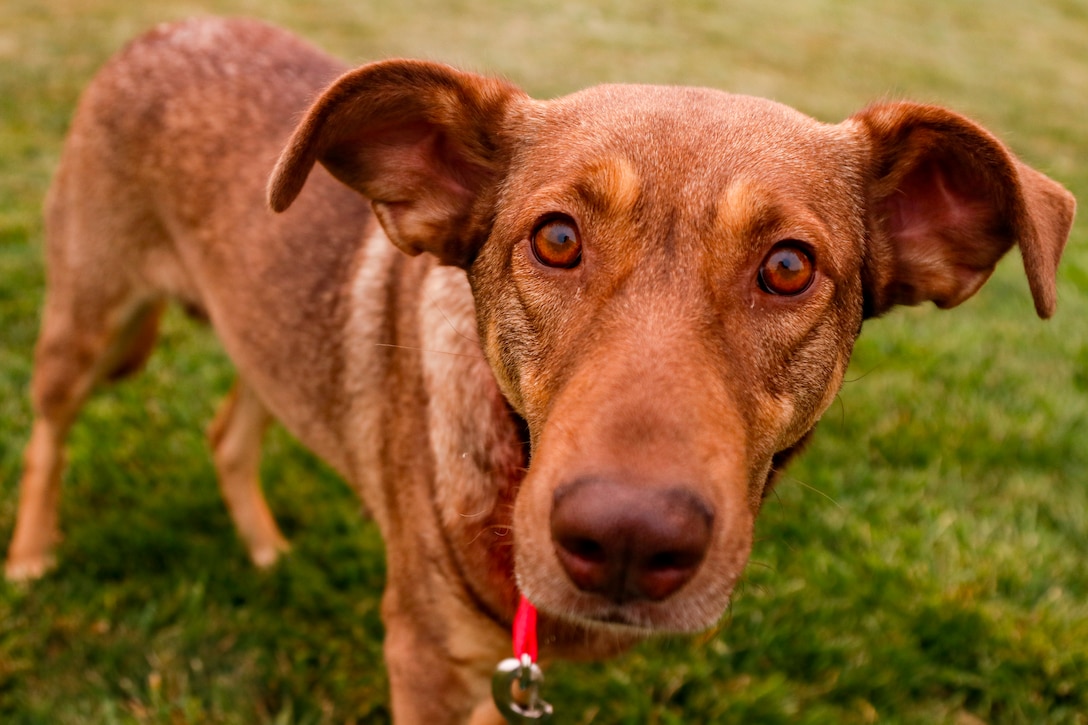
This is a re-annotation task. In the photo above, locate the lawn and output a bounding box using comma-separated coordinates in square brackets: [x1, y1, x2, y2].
[1, 0, 1086, 723]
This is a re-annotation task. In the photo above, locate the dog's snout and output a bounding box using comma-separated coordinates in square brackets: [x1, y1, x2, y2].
[550, 478, 714, 603]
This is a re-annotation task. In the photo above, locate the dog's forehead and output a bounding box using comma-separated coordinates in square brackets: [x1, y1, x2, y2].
[556, 84, 809, 123]
[509, 84, 863, 208]
[524, 84, 843, 164]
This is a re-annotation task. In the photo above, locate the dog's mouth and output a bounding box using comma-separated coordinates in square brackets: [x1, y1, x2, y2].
[553, 600, 698, 633]
[562, 607, 658, 634]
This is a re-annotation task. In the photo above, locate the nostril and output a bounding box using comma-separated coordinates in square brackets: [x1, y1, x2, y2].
[554, 535, 613, 594]
[645, 550, 701, 572]
[561, 536, 607, 564]
[636, 549, 707, 602]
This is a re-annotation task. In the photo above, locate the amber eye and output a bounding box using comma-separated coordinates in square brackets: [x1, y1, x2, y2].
[758, 243, 815, 296]
[531, 217, 582, 268]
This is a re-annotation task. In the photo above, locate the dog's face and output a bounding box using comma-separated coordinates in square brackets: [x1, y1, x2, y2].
[270, 61, 1074, 635]
[471, 86, 866, 630]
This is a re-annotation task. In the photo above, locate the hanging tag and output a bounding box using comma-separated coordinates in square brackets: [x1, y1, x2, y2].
[492, 654, 553, 723]
[493, 596, 553, 722]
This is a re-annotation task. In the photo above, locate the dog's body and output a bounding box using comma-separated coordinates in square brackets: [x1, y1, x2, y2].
[6, 17, 1074, 723]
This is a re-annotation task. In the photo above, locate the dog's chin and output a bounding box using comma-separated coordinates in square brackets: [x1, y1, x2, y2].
[563, 604, 723, 636]
[525, 583, 730, 636]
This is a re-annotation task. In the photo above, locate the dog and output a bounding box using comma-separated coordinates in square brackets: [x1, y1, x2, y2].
[5, 16, 1074, 724]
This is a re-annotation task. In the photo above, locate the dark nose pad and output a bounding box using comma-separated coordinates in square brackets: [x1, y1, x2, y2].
[550, 478, 714, 603]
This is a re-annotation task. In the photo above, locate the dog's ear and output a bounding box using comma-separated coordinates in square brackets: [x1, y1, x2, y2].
[853, 102, 1075, 319]
[268, 60, 526, 266]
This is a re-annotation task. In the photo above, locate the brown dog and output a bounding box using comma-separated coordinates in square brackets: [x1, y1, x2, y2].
[5, 16, 1075, 723]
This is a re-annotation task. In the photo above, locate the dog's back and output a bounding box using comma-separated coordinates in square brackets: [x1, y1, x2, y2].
[43, 18, 379, 463]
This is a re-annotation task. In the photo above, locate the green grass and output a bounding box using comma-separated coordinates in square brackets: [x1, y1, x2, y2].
[2, 0, 1087, 722]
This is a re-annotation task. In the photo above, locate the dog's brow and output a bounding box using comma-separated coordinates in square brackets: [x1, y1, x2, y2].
[571, 156, 642, 217]
[715, 180, 769, 239]
[712, 179, 798, 256]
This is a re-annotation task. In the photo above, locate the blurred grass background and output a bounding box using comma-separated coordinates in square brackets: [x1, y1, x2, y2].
[1, 0, 1086, 722]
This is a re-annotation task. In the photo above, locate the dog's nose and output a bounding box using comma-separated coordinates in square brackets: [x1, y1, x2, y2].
[550, 478, 714, 603]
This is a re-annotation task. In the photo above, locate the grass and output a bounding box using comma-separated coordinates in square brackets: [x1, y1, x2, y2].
[1, 0, 1087, 722]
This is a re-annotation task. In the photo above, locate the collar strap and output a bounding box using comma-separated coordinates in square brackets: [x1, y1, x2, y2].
[512, 594, 539, 662]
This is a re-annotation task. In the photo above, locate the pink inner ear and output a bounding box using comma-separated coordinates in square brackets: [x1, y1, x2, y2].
[381, 130, 471, 200]
[330, 120, 487, 208]
[880, 157, 1008, 309]
[889, 161, 968, 239]
[327, 120, 492, 263]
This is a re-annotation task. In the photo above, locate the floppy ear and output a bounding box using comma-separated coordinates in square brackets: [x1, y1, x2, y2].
[853, 102, 1075, 319]
[268, 60, 526, 266]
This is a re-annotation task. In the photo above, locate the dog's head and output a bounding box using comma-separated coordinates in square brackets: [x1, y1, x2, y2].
[270, 62, 1074, 633]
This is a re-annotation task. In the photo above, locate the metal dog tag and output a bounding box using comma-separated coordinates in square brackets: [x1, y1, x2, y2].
[492, 654, 554, 723]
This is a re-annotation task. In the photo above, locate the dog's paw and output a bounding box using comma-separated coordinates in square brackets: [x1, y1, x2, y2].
[249, 538, 291, 569]
[4, 553, 56, 583]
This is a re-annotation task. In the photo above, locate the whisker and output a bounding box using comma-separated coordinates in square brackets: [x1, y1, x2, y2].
[784, 475, 842, 508]
[833, 392, 847, 431]
[425, 291, 479, 344]
[373, 342, 479, 358]
[744, 560, 776, 573]
[468, 525, 514, 546]
[843, 364, 881, 384]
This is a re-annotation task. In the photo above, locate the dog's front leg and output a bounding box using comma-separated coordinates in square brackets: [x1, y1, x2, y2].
[382, 583, 510, 724]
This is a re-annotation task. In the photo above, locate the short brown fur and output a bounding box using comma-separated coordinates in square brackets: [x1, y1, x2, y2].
[6, 18, 1075, 724]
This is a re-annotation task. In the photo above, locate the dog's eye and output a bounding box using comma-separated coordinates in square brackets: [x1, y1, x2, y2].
[531, 217, 582, 268]
[758, 243, 814, 296]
